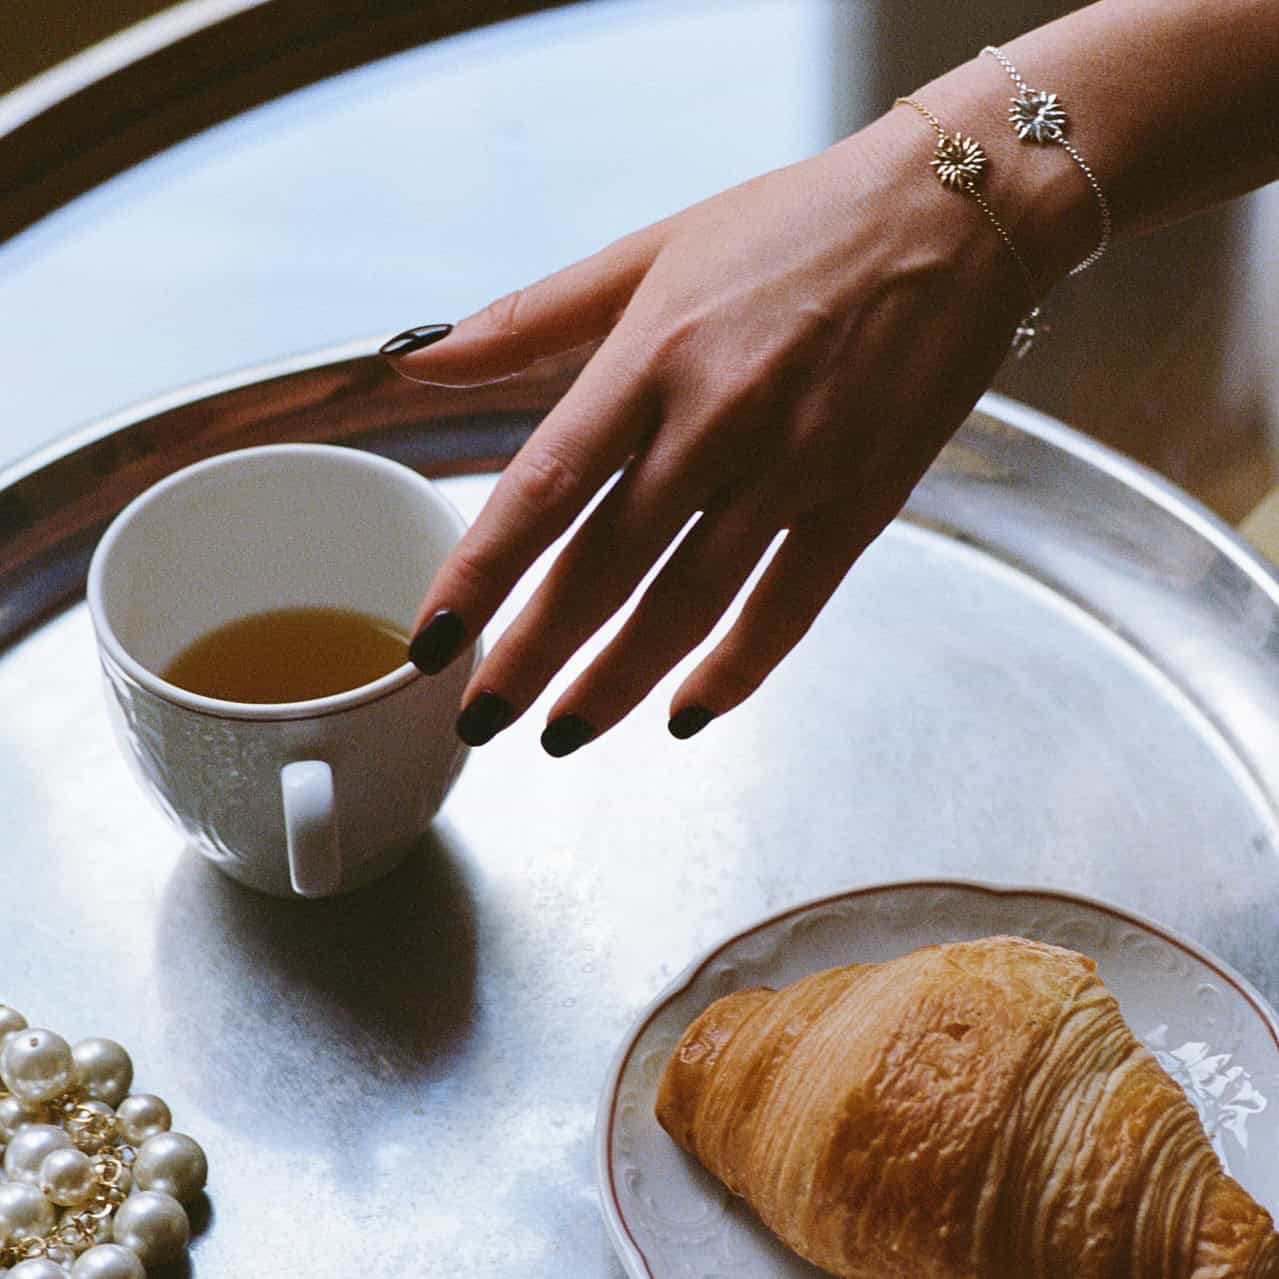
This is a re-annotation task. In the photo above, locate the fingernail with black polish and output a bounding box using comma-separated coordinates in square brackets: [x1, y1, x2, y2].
[668, 705, 715, 740]
[541, 713, 596, 758]
[379, 323, 453, 358]
[408, 609, 467, 675]
[456, 691, 514, 747]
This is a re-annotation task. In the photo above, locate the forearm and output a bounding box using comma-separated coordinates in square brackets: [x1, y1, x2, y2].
[906, 0, 1279, 288]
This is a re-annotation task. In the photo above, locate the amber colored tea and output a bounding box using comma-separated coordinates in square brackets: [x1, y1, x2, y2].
[162, 606, 409, 703]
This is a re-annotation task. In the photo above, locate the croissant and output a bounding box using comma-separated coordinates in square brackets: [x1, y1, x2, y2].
[655, 935, 1279, 1279]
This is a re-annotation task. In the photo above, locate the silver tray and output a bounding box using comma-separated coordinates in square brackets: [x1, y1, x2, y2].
[4, 346, 1279, 1276]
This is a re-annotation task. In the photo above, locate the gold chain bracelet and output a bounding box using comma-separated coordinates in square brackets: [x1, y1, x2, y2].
[894, 95, 1043, 357]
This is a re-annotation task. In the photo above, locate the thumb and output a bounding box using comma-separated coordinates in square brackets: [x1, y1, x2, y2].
[381, 223, 665, 387]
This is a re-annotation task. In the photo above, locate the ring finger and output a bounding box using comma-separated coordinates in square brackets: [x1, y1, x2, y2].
[536, 488, 787, 753]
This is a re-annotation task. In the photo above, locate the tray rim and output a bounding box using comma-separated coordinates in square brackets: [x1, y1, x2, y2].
[2, 349, 1269, 581]
[971, 395, 1279, 599]
[4, 334, 1277, 644]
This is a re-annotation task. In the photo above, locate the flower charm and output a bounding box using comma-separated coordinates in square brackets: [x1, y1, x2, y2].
[1009, 90, 1068, 143]
[931, 133, 986, 190]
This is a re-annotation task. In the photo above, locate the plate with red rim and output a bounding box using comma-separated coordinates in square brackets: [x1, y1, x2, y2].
[595, 879, 1279, 1279]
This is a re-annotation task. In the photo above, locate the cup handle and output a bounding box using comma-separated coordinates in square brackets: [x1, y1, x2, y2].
[281, 760, 341, 897]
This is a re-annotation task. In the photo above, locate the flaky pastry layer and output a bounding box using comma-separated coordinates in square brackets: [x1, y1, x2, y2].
[656, 936, 1278, 1279]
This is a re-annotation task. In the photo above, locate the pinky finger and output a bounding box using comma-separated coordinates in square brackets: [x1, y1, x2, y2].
[668, 506, 864, 735]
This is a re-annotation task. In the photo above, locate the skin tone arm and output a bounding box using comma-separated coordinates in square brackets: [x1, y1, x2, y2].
[383, 0, 1279, 757]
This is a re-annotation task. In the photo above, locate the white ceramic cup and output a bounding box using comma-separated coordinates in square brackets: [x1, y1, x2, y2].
[87, 443, 477, 898]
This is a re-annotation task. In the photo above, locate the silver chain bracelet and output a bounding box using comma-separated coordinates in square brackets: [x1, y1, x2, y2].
[981, 45, 1112, 275]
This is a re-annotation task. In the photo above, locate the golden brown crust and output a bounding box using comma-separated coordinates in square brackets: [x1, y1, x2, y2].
[655, 936, 1279, 1279]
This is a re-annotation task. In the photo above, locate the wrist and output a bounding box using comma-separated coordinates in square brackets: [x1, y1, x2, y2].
[911, 53, 1105, 293]
[816, 103, 1047, 359]
[824, 104, 1036, 314]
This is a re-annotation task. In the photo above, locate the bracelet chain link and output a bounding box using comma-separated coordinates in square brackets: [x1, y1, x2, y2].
[981, 45, 1112, 274]
[895, 95, 1044, 358]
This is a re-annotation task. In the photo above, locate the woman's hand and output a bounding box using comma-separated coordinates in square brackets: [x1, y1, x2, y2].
[379, 0, 1279, 756]
[384, 110, 1030, 754]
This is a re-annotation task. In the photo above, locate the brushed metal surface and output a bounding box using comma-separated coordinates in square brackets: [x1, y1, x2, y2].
[3, 364, 1279, 1275]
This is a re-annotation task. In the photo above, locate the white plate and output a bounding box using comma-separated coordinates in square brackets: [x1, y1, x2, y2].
[596, 879, 1279, 1279]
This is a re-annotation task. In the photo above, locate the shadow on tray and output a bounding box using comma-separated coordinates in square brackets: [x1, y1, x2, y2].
[151, 821, 479, 1151]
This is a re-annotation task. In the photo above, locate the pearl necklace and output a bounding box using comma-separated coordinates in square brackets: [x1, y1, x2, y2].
[0, 1004, 207, 1278]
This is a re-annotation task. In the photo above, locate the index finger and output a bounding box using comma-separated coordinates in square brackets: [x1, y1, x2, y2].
[386, 225, 665, 388]
[407, 339, 656, 675]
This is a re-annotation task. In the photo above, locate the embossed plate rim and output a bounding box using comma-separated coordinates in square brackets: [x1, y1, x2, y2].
[595, 877, 1279, 1279]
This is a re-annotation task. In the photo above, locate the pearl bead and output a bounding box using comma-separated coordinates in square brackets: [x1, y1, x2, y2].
[71, 1245, 145, 1279]
[69, 1043, 132, 1110]
[39, 1149, 95, 1207]
[65, 1103, 113, 1155]
[8, 1260, 71, 1279]
[133, 1132, 207, 1203]
[4, 1125, 72, 1184]
[0, 1180, 56, 1243]
[0, 1031, 75, 1104]
[111, 1096, 169, 1147]
[0, 1093, 40, 1143]
[0, 1004, 27, 1041]
[111, 1191, 188, 1267]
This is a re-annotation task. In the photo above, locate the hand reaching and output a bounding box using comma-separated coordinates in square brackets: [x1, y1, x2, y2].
[382, 108, 1033, 754]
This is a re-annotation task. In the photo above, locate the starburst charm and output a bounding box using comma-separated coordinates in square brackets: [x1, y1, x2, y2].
[1009, 89, 1069, 143]
[931, 132, 986, 190]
